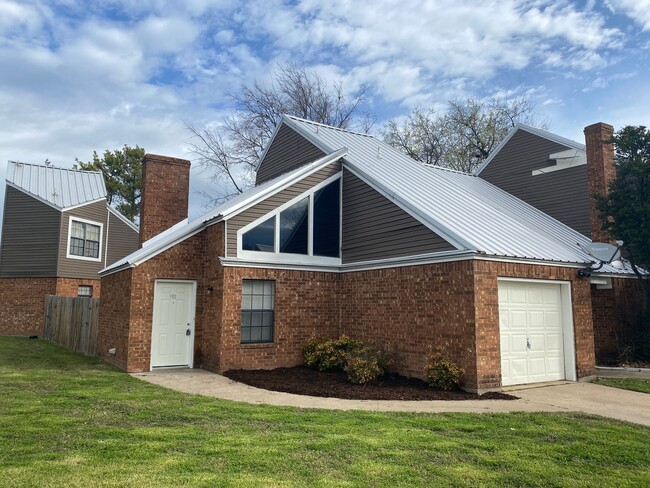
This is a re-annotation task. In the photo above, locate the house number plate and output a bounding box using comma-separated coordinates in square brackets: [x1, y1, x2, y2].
[169, 294, 177, 300]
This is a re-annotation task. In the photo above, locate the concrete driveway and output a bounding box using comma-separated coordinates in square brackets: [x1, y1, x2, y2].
[133, 368, 650, 426]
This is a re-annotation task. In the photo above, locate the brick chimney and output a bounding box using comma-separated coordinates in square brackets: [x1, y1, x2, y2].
[584, 122, 615, 243]
[139, 154, 191, 247]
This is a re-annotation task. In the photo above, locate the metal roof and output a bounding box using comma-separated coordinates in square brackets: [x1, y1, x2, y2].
[281, 115, 610, 267]
[474, 123, 586, 176]
[6, 161, 106, 209]
[100, 148, 347, 274]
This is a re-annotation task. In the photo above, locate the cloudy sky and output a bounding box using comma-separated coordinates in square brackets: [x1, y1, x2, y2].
[1, 0, 649, 222]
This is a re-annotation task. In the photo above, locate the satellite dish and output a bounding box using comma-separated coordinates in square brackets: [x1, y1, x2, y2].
[579, 242, 621, 264]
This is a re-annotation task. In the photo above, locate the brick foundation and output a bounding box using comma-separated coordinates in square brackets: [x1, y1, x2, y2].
[99, 223, 601, 391]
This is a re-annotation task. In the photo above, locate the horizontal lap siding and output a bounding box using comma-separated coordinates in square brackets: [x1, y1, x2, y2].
[479, 130, 590, 237]
[255, 124, 326, 185]
[58, 200, 108, 280]
[106, 213, 139, 266]
[0, 187, 60, 277]
[226, 163, 341, 256]
[342, 170, 455, 263]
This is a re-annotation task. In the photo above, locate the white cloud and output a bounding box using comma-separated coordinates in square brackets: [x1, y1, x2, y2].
[608, 0, 650, 31]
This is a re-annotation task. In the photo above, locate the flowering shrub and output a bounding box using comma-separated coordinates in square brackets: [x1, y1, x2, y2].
[425, 353, 464, 390]
[302, 335, 363, 371]
[344, 350, 383, 384]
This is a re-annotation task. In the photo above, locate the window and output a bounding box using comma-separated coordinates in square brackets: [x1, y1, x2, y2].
[77, 285, 93, 297]
[68, 218, 102, 261]
[239, 177, 341, 262]
[241, 280, 274, 344]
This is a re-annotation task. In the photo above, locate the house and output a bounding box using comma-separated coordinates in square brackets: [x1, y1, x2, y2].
[96, 117, 635, 392]
[475, 123, 642, 362]
[0, 161, 139, 336]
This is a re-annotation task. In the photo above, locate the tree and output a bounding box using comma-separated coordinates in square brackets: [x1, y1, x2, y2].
[75, 145, 145, 222]
[187, 63, 373, 205]
[596, 125, 650, 357]
[383, 97, 548, 173]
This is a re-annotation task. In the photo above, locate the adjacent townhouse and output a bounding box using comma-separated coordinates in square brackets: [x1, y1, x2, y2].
[96, 116, 637, 392]
[0, 162, 139, 336]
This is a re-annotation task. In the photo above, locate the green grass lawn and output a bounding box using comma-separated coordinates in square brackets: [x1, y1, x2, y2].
[0, 337, 649, 488]
[592, 377, 650, 394]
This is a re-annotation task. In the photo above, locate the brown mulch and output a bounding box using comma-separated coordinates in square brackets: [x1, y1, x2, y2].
[224, 366, 518, 401]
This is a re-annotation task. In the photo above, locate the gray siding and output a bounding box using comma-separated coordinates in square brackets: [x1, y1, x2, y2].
[106, 212, 139, 266]
[58, 200, 109, 280]
[227, 162, 341, 256]
[255, 124, 326, 185]
[479, 130, 591, 236]
[0, 186, 61, 277]
[342, 170, 455, 263]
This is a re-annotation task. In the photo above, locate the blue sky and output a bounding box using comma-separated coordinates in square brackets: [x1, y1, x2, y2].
[1, 0, 649, 223]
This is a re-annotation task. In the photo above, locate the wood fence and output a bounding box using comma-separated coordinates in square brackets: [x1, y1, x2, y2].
[43, 295, 100, 356]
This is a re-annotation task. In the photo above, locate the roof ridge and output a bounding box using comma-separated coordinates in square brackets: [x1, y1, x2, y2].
[422, 163, 473, 176]
[284, 115, 374, 138]
[8, 160, 102, 175]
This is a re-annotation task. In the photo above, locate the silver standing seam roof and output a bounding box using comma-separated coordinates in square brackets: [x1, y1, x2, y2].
[6, 161, 107, 209]
[101, 115, 629, 275]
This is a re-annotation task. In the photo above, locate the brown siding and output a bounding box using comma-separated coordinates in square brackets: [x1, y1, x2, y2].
[341, 170, 455, 263]
[0, 186, 60, 277]
[255, 124, 326, 185]
[479, 130, 591, 236]
[106, 212, 139, 266]
[226, 162, 341, 256]
[57, 200, 108, 280]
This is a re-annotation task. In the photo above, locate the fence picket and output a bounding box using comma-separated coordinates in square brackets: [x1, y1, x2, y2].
[43, 295, 100, 356]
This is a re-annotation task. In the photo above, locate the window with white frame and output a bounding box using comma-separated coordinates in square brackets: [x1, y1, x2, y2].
[239, 177, 341, 262]
[68, 218, 102, 260]
[241, 280, 275, 344]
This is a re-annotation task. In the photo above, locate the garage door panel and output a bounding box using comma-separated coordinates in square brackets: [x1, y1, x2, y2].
[499, 281, 567, 387]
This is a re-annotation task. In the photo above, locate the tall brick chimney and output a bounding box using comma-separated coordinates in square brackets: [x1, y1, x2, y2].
[139, 153, 191, 247]
[584, 122, 615, 243]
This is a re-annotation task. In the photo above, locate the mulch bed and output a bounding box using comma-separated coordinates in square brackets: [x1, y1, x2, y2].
[224, 366, 518, 401]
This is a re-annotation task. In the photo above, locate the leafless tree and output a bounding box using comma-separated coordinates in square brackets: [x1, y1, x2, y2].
[383, 97, 549, 173]
[187, 63, 373, 206]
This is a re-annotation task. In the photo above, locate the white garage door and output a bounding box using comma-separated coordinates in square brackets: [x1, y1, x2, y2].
[499, 281, 567, 386]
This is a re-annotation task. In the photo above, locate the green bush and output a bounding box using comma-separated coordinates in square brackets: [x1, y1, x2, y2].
[425, 353, 464, 390]
[302, 335, 364, 372]
[344, 349, 383, 384]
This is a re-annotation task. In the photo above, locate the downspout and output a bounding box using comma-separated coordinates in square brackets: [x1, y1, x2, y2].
[104, 207, 110, 268]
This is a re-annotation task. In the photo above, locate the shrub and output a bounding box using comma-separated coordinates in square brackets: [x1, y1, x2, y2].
[302, 335, 363, 372]
[425, 353, 464, 390]
[344, 349, 384, 384]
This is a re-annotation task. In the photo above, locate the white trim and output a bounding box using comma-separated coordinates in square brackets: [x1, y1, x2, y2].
[254, 119, 286, 172]
[104, 207, 110, 268]
[150, 279, 197, 371]
[107, 205, 139, 232]
[60, 197, 107, 212]
[496, 278, 577, 383]
[66, 216, 104, 263]
[343, 163, 473, 251]
[236, 173, 343, 266]
[531, 149, 586, 176]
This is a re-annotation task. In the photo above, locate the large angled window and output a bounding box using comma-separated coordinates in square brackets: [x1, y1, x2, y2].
[242, 216, 275, 252]
[280, 197, 308, 254]
[238, 176, 341, 261]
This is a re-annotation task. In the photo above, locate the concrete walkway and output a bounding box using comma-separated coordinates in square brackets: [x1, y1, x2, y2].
[132, 368, 650, 426]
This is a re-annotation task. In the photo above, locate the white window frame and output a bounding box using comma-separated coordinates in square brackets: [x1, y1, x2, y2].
[237, 173, 342, 266]
[66, 216, 104, 263]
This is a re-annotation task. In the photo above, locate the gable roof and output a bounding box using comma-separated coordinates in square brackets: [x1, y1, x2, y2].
[6, 161, 107, 210]
[101, 148, 347, 274]
[280, 115, 606, 267]
[473, 123, 586, 176]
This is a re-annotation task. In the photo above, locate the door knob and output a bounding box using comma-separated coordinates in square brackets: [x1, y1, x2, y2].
[186, 329, 191, 336]
[526, 338, 531, 349]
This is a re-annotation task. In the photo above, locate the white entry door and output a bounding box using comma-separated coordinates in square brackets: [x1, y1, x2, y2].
[499, 280, 566, 386]
[151, 281, 195, 368]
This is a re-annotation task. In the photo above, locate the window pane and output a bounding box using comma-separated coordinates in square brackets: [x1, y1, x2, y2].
[252, 294, 263, 310]
[242, 217, 275, 252]
[250, 327, 262, 342]
[252, 280, 264, 294]
[262, 295, 273, 310]
[241, 279, 275, 344]
[240, 323, 251, 343]
[242, 280, 253, 295]
[85, 224, 100, 241]
[71, 221, 85, 238]
[262, 311, 274, 327]
[85, 240, 99, 258]
[313, 179, 340, 257]
[70, 238, 84, 256]
[251, 311, 263, 327]
[261, 327, 273, 342]
[280, 198, 308, 254]
[263, 281, 274, 296]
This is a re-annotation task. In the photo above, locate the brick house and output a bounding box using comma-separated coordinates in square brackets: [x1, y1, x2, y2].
[0, 162, 139, 336]
[97, 116, 635, 392]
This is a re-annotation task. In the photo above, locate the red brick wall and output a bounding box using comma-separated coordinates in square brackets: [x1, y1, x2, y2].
[591, 277, 644, 363]
[219, 267, 340, 371]
[139, 154, 190, 246]
[97, 269, 133, 370]
[584, 122, 615, 243]
[0, 277, 56, 336]
[55, 278, 101, 297]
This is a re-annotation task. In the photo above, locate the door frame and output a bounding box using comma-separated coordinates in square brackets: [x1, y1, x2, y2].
[150, 279, 197, 371]
[497, 277, 577, 384]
